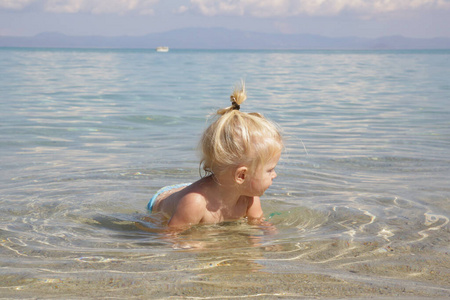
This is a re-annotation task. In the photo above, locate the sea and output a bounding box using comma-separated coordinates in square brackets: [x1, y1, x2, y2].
[1, 48, 449, 298]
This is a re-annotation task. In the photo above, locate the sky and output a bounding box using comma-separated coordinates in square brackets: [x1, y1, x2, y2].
[1, 0, 450, 38]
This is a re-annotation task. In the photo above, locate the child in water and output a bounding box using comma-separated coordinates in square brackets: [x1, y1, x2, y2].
[148, 82, 283, 230]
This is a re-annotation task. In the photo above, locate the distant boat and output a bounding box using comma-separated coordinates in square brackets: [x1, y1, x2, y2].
[156, 47, 169, 52]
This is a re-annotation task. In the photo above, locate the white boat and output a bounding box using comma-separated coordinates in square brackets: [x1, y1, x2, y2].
[156, 47, 169, 52]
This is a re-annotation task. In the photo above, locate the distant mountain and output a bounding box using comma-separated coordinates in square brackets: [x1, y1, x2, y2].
[1, 28, 449, 50]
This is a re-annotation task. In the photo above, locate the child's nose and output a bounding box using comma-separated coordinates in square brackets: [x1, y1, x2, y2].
[272, 171, 277, 179]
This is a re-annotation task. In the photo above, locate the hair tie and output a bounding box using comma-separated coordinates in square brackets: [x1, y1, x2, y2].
[231, 101, 240, 111]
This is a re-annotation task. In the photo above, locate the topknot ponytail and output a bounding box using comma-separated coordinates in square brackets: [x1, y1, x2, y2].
[217, 81, 247, 115]
[199, 81, 283, 177]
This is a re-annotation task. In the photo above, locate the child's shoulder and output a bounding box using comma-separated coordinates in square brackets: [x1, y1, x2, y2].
[168, 188, 207, 227]
[176, 180, 210, 209]
[178, 190, 207, 210]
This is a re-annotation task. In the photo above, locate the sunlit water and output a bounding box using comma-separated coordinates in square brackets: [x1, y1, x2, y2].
[1, 48, 449, 298]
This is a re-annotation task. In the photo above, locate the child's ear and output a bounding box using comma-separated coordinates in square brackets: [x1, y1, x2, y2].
[235, 166, 247, 184]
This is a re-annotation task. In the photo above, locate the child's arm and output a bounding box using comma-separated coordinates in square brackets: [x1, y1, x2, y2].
[246, 196, 264, 220]
[167, 194, 206, 229]
[246, 196, 278, 234]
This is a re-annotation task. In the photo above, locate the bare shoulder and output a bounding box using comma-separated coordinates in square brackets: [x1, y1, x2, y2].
[246, 196, 263, 220]
[168, 191, 207, 228]
[178, 192, 207, 212]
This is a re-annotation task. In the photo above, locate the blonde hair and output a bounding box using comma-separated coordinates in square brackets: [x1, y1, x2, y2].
[200, 82, 283, 176]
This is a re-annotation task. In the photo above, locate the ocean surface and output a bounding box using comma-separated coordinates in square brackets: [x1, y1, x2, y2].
[1, 48, 449, 298]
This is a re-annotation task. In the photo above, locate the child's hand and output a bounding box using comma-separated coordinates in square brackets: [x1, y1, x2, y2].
[248, 217, 278, 235]
[172, 241, 205, 250]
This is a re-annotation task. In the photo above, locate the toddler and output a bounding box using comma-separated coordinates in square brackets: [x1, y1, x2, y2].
[148, 83, 283, 229]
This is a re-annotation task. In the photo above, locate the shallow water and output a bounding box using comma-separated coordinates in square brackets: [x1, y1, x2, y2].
[1, 48, 449, 298]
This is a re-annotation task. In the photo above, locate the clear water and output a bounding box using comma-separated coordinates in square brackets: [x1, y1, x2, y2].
[1, 48, 449, 298]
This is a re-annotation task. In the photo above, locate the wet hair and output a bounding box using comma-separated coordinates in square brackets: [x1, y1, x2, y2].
[200, 82, 283, 176]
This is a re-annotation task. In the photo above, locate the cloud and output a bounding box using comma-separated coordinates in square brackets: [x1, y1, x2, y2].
[2, 0, 449, 17]
[175, 5, 189, 14]
[189, 0, 450, 17]
[0, 0, 159, 14]
[0, 0, 35, 10]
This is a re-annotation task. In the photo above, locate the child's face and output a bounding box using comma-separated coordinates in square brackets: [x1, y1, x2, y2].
[248, 151, 281, 197]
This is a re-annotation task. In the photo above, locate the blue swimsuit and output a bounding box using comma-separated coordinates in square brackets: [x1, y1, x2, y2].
[147, 183, 191, 212]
